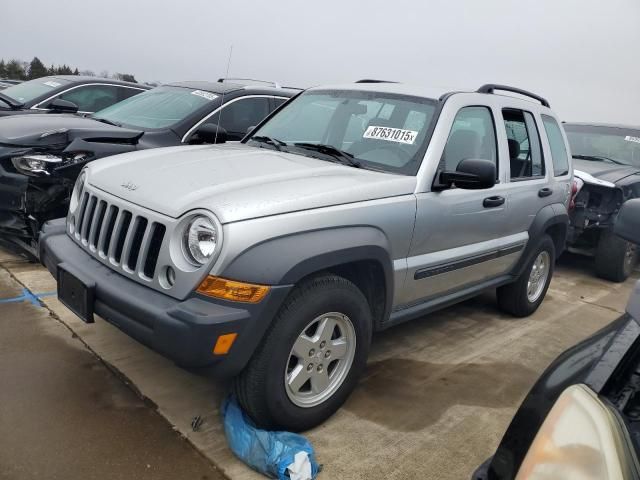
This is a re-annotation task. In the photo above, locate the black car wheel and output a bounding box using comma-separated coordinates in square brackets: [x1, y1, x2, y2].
[595, 230, 638, 282]
[497, 235, 556, 317]
[234, 273, 372, 431]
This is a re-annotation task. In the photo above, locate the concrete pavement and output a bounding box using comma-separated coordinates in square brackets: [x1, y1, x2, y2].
[0, 246, 636, 479]
[0, 260, 226, 480]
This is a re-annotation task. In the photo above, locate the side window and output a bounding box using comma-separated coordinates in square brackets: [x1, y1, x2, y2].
[117, 87, 143, 102]
[272, 97, 288, 109]
[441, 106, 497, 173]
[503, 109, 544, 179]
[55, 85, 120, 113]
[217, 97, 271, 141]
[542, 115, 570, 176]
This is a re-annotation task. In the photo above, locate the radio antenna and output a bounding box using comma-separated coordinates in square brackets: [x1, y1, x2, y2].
[214, 44, 233, 145]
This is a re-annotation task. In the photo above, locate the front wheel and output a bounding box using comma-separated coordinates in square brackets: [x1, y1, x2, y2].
[234, 274, 372, 431]
[497, 235, 555, 317]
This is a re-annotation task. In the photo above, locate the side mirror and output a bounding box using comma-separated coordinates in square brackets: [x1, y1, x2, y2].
[192, 124, 227, 144]
[48, 98, 79, 113]
[614, 199, 640, 244]
[439, 158, 496, 190]
[246, 125, 256, 135]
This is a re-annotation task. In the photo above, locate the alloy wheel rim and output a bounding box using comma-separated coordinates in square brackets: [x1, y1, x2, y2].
[527, 251, 550, 303]
[284, 312, 356, 408]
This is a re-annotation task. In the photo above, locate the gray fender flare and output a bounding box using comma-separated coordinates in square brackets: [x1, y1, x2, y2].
[513, 203, 569, 277]
[222, 225, 394, 315]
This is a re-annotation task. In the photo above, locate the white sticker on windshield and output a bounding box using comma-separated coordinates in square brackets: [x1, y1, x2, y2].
[191, 90, 218, 101]
[363, 125, 418, 145]
[625, 135, 640, 144]
[43, 81, 62, 88]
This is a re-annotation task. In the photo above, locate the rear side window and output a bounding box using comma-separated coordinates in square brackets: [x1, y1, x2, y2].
[503, 109, 544, 179]
[440, 106, 497, 173]
[56, 85, 121, 113]
[542, 115, 570, 176]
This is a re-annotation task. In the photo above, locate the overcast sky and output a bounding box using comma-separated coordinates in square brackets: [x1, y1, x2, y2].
[2, 0, 639, 124]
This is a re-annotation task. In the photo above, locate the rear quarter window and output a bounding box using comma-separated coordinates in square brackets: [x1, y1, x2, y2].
[541, 115, 570, 176]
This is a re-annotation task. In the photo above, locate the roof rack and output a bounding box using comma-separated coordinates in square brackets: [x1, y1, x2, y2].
[477, 84, 550, 108]
[218, 78, 281, 88]
[355, 79, 399, 84]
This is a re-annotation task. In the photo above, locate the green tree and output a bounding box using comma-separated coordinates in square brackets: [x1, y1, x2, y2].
[0, 60, 6, 78]
[48, 64, 56, 75]
[28, 57, 48, 79]
[73, 67, 79, 75]
[115, 73, 137, 83]
[5, 59, 25, 80]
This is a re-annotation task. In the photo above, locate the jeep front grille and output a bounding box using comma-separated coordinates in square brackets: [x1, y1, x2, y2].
[74, 190, 166, 280]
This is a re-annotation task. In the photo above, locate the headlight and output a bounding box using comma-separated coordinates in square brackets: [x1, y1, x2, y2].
[182, 215, 218, 265]
[69, 171, 87, 214]
[516, 384, 639, 480]
[12, 154, 63, 176]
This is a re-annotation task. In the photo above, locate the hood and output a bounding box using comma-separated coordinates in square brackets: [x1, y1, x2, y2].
[88, 143, 416, 223]
[0, 114, 142, 147]
[573, 158, 640, 185]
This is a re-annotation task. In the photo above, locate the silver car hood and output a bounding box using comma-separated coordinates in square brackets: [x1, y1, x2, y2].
[88, 144, 417, 223]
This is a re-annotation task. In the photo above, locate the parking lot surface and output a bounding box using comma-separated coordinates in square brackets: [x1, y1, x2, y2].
[1, 246, 636, 480]
[0, 258, 225, 480]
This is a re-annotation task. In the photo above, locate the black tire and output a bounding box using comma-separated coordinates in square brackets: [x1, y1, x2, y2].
[234, 273, 372, 431]
[595, 230, 637, 282]
[497, 235, 556, 317]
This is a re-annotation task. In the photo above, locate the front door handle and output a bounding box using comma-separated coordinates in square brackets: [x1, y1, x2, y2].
[538, 188, 553, 198]
[483, 196, 505, 208]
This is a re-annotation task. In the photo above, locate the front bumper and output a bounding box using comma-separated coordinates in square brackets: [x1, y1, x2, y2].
[39, 219, 292, 375]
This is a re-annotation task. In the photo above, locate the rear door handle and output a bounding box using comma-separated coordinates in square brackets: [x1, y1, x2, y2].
[483, 196, 505, 208]
[538, 188, 553, 198]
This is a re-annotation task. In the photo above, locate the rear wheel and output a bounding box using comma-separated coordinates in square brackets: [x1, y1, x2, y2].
[497, 235, 555, 317]
[234, 273, 372, 431]
[595, 230, 637, 282]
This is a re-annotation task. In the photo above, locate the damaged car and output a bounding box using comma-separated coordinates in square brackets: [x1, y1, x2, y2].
[0, 79, 297, 257]
[0, 75, 147, 116]
[564, 122, 640, 281]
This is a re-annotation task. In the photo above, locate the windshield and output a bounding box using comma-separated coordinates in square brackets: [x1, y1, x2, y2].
[247, 90, 438, 175]
[92, 86, 219, 129]
[0, 77, 71, 106]
[565, 124, 640, 167]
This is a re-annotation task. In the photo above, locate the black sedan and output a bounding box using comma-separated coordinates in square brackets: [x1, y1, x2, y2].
[0, 75, 148, 116]
[0, 79, 298, 256]
[474, 199, 640, 480]
[564, 123, 640, 282]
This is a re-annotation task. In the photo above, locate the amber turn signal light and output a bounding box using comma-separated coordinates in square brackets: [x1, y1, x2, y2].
[196, 276, 270, 303]
[213, 333, 238, 355]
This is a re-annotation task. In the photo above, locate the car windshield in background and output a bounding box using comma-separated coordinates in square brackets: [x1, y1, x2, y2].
[248, 90, 437, 175]
[0, 77, 72, 105]
[565, 124, 640, 167]
[92, 86, 219, 130]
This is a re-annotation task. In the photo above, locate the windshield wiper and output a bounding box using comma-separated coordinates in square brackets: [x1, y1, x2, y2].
[0, 92, 24, 110]
[250, 135, 287, 151]
[293, 143, 362, 168]
[573, 154, 629, 166]
[92, 117, 120, 127]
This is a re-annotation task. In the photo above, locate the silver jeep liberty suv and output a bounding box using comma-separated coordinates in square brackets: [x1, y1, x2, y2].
[41, 81, 573, 431]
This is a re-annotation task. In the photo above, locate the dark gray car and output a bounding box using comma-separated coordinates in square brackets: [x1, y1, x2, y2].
[565, 122, 640, 281]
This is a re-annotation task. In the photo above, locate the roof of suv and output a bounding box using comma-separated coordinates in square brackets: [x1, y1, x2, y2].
[308, 82, 553, 110]
[167, 80, 300, 96]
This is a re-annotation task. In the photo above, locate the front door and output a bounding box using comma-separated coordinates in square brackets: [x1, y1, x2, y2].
[401, 105, 526, 306]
